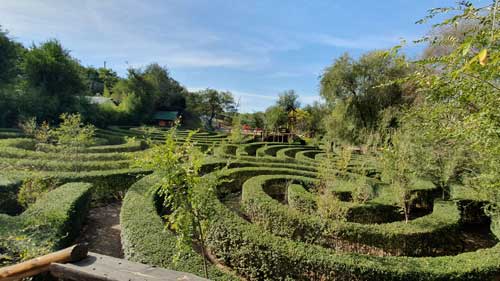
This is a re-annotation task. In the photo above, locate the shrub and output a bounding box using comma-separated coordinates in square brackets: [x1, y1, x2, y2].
[0, 182, 92, 263]
[17, 175, 60, 208]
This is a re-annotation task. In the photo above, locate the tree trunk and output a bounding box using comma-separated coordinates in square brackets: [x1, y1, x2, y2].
[404, 200, 411, 224]
[196, 221, 209, 279]
[350, 90, 368, 128]
[208, 112, 215, 130]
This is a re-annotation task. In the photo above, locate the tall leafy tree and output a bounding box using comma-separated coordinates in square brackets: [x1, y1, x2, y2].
[116, 68, 155, 123]
[0, 27, 25, 126]
[277, 90, 300, 112]
[264, 105, 287, 132]
[406, 1, 500, 204]
[143, 63, 187, 110]
[189, 89, 235, 129]
[22, 40, 86, 119]
[0, 27, 24, 85]
[320, 51, 414, 132]
[303, 102, 327, 137]
[98, 67, 120, 94]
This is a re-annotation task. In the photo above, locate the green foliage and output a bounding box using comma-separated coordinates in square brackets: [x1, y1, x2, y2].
[133, 123, 220, 278]
[0, 182, 92, 264]
[406, 1, 500, 205]
[0, 177, 22, 215]
[52, 113, 95, 148]
[22, 40, 86, 118]
[229, 114, 243, 144]
[240, 112, 265, 129]
[302, 102, 327, 137]
[18, 117, 37, 138]
[98, 67, 120, 93]
[381, 129, 419, 223]
[120, 175, 237, 280]
[316, 189, 349, 221]
[17, 176, 60, 208]
[0, 27, 24, 85]
[264, 105, 287, 132]
[188, 88, 235, 129]
[143, 63, 187, 110]
[287, 183, 316, 213]
[320, 51, 414, 144]
[277, 90, 300, 111]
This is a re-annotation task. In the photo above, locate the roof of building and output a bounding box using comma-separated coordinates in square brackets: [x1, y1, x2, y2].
[153, 111, 178, 121]
[86, 96, 116, 105]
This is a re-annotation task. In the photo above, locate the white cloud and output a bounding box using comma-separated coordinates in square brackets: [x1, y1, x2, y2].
[312, 34, 411, 50]
[0, 0, 269, 69]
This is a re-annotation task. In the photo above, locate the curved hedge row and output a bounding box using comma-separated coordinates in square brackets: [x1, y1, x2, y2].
[120, 174, 236, 280]
[3, 124, 496, 281]
[113, 136, 500, 280]
[0, 182, 92, 265]
[241, 174, 462, 256]
[202, 168, 500, 280]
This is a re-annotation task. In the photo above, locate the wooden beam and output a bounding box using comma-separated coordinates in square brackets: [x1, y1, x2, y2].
[50, 252, 209, 281]
[0, 244, 88, 281]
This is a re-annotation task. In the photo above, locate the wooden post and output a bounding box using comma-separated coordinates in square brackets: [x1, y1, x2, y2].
[0, 244, 88, 281]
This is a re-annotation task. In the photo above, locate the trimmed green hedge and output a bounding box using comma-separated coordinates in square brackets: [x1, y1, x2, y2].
[0, 176, 22, 215]
[288, 183, 316, 213]
[120, 174, 236, 280]
[201, 168, 500, 280]
[256, 144, 313, 158]
[241, 174, 462, 256]
[276, 147, 320, 159]
[1, 157, 131, 172]
[0, 182, 92, 264]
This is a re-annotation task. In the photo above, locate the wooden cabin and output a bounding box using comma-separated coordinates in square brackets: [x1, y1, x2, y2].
[153, 111, 179, 127]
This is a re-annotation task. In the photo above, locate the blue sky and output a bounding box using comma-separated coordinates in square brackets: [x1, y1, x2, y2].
[0, 0, 471, 112]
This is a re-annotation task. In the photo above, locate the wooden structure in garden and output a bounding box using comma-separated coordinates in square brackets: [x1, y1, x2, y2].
[153, 111, 179, 127]
[0, 244, 208, 281]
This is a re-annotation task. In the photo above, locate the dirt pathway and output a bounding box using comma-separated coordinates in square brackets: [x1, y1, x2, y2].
[77, 202, 124, 258]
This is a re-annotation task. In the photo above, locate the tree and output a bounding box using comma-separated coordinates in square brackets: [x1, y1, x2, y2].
[277, 90, 300, 112]
[402, 105, 465, 199]
[22, 40, 86, 118]
[0, 27, 24, 86]
[381, 129, 418, 223]
[264, 105, 287, 133]
[134, 124, 219, 278]
[240, 112, 265, 129]
[406, 1, 500, 204]
[98, 67, 120, 93]
[422, 20, 478, 59]
[52, 113, 95, 171]
[230, 114, 244, 144]
[303, 102, 327, 137]
[83, 66, 103, 94]
[0, 28, 25, 126]
[189, 89, 235, 129]
[294, 109, 311, 135]
[143, 63, 187, 110]
[52, 113, 95, 148]
[115, 68, 155, 123]
[323, 99, 358, 145]
[320, 51, 414, 139]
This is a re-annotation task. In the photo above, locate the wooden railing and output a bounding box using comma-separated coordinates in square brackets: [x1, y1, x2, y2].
[0, 244, 88, 281]
[0, 244, 208, 281]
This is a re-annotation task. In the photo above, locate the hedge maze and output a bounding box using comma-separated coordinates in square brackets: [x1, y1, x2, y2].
[1, 127, 499, 280]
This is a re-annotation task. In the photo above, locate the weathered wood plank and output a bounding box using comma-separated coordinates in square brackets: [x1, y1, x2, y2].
[0, 244, 88, 281]
[49, 252, 209, 281]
